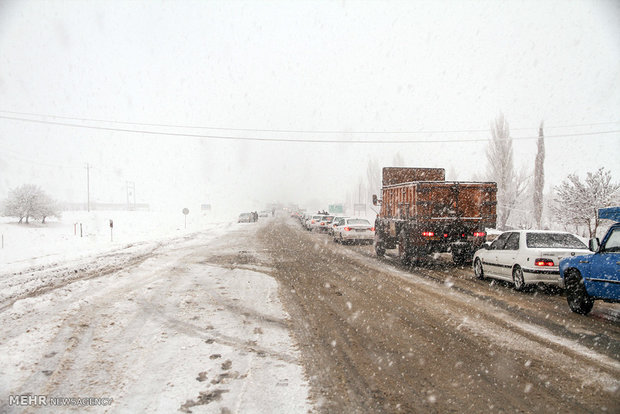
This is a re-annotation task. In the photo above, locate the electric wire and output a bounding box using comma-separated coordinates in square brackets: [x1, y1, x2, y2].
[1, 114, 619, 144]
[1, 109, 619, 134]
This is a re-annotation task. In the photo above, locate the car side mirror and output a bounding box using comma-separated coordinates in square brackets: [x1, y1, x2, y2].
[589, 237, 600, 252]
[483, 243, 490, 250]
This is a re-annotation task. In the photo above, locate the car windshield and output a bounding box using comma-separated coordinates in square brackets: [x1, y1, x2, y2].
[526, 233, 587, 249]
[347, 219, 371, 225]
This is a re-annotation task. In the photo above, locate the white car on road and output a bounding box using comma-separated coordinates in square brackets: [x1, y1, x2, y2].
[333, 218, 375, 244]
[472, 230, 591, 290]
[328, 216, 349, 236]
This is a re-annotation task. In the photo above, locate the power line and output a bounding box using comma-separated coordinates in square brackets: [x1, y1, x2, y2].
[0, 114, 619, 144]
[1, 109, 619, 135]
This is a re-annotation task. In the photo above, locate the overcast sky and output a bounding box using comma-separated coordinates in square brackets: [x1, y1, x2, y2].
[1, 0, 619, 216]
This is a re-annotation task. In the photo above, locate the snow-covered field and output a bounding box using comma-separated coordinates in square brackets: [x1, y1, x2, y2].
[0, 212, 313, 413]
[0, 210, 223, 272]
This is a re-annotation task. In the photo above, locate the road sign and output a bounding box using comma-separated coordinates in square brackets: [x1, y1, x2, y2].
[182, 208, 189, 229]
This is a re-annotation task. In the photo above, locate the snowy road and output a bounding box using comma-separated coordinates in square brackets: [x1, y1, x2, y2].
[0, 224, 311, 413]
[259, 217, 619, 413]
[1, 216, 619, 413]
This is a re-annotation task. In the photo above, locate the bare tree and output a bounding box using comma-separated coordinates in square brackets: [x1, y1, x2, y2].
[486, 114, 530, 229]
[533, 121, 545, 228]
[552, 168, 620, 238]
[392, 152, 405, 167]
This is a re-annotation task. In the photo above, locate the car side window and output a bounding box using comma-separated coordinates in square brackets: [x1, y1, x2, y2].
[490, 233, 510, 250]
[602, 228, 620, 253]
[504, 233, 520, 250]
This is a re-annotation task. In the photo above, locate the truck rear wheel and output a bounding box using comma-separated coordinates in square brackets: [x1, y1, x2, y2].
[452, 252, 468, 266]
[565, 269, 594, 315]
[398, 232, 411, 265]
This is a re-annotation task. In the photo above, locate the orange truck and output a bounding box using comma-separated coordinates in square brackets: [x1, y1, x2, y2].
[372, 167, 497, 264]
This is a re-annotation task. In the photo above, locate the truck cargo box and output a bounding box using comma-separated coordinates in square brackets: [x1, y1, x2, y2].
[380, 181, 496, 227]
[381, 167, 445, 186]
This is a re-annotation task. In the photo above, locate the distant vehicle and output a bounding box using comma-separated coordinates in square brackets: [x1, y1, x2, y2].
[373, 167, 497, 264]
[473, 230, 590, 290]
[238, 213, 253, 223]
[308, 215, 329, 232]
[328, 216, 349, 236]
[306, 214, 326, 231]
[315, 215, 335, 233]
[259, 211, 270, 218]
[333, 218, 375, 244]
[560, 207, 620, 314]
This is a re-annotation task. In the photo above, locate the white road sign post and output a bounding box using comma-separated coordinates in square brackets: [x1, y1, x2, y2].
[182, 208, 189, 229]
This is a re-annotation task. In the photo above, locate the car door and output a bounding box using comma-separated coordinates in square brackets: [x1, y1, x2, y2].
[586, 226, 620, 300]
[483, 232, 510, 278]
[495, 232, 520, 280]
[333, 218, 345, 236]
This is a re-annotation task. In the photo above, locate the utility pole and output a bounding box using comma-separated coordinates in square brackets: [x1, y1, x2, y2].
[86, 163, 90, 212]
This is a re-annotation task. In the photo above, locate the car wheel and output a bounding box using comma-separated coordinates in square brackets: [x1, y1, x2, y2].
[474, 258, 484, 280]
[565, 269, 594, 315]
[512, 266, 525, 291]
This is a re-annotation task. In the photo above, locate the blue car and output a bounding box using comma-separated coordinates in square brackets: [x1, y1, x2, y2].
[559, 207, 620, 314]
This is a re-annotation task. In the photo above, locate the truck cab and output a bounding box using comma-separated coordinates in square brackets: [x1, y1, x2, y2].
[559, 207, 620, 314]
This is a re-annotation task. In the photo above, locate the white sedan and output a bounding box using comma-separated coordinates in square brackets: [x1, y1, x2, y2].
[472, 230, 591, 290]
[333, 218, 375, 244]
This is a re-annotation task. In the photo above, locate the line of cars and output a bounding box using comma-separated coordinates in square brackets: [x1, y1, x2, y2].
[296, 212, 375, 244]
[292, 208, 619, 316]
[472, 207, 620, 315]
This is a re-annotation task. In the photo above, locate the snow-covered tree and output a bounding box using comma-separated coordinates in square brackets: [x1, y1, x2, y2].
[552, 168, 620, 238]
[533, 121, 545, 228]
[37, 193, 60, 223]
[485, 114, 530, 229]
[2, 184, 59, 224]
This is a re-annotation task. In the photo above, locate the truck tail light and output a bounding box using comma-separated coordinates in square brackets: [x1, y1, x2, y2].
[535, 258, 555, 266]
[473, 232, 486, 237]
[370, 227, 375, 231]
[344, 227, 351, 231]
[422, 231, 434, 237]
